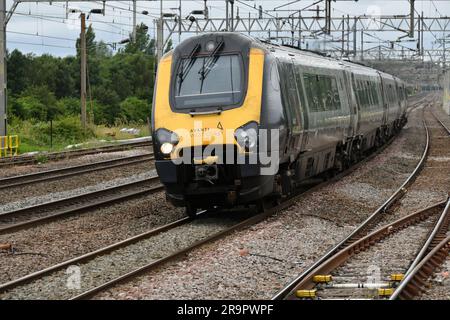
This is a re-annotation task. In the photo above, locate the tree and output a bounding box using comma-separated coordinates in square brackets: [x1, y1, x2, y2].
[76, 24, 97, 58]
[7, 49, 32, 95]
[124, 23, 152, 54]
[21, 85, 58, 120]
[164, 39, 173, 54]
[120, 97, 149, 123]
[6, 24, 157, 126]
[96, 41, 113, 58]
[91, 86, 121, 124]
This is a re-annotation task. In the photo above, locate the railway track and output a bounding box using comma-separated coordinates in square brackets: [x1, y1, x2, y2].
[279, 199, 449, 300]
[273, 96, 448, 300]
[387, 100, 450, 300]
[390, 200, 450, 300]
[0, 176, 163, 234]
[0, 153, 154, 190]
[0, 96, 436, 300]
[0, 126, 407, 299]
[0, 139, 152, 168]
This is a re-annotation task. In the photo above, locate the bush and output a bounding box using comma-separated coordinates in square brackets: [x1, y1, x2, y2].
[8, 116, 94, 151]
[119, 96, 150, 123]
[56, 97, 81, 116]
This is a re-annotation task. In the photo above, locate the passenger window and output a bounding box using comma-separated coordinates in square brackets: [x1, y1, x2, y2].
[303, 73, 341, 113]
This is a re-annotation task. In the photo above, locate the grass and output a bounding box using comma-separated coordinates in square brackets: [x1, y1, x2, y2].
[7, 117, 151, 156]
[93, 124, 150, 141]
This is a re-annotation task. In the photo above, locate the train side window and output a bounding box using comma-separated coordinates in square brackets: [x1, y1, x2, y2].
[359, 80, 368, 109]
[371, 82, 379, 105]
[330, 76, 341, 111]
[303, 73, 320, 112]
[270, 62, 280, 92]
[366, 81, 373, 107]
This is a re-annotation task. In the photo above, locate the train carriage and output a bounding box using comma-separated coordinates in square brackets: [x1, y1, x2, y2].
[152, 32, 407, 216]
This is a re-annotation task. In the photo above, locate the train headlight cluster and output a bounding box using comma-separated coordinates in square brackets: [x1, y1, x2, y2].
[235, 121, 258, 152]
[155, 128, 179, 155]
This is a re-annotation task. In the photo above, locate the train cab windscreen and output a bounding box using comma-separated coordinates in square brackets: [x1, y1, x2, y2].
[173, 54, 244, 110]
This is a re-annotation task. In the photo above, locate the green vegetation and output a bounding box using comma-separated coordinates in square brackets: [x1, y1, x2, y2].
[6, 23, 164, 153]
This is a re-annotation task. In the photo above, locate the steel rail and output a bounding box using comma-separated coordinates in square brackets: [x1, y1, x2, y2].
[388, 108, 450, 300]
[431, 111, 450, 135]
[0, 176, 162, 234]
[0, 216, 193, 294]
[68, 123, 414, 300]
[272, 113, 431, 300]
[390, 235, 450, 300]
[0, 153, 154, 189]
[282, 200, 448, 300]
[0, 142, 393, 300]
[0, 140, 152, 167]
[0, 98, 428, 300]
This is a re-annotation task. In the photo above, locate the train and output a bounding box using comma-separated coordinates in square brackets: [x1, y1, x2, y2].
[152, 32, 408, 216]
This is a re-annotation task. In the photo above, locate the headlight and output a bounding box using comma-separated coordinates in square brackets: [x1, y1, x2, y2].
[234, 121, 258, 151]
[160, 142, 174, 155]
[155, 128, 179, 155]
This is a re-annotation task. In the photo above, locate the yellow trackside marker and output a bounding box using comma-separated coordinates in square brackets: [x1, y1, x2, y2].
[296, 289, 317, 298]
[313, 275, 332, 283]
[390, 274, 404, 282]
[378, 288, 394, 297]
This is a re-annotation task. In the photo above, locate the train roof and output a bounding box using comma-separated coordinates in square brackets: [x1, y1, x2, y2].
[173, 32, 404, 84]
[262, 41, 403, 82]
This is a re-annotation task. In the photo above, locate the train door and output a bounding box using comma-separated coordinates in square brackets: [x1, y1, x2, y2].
[344, 67, 359, 137]
[378, 72, 388, 125]
[292, 63, 309, 153]
[278, 60, 302, 158]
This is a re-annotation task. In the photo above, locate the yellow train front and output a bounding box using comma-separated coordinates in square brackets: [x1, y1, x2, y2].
[152, 33, 281, 216]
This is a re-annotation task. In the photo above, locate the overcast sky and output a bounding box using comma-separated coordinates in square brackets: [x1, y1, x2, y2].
[5, 0, 450, 57]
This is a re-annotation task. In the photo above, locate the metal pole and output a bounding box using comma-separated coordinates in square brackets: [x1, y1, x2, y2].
[326, 0, 331, 35]
[360, 30, 364, 60]
[341, 15, 344, 58]
[204, 0, 208, 19]
[132, 0, 137, 42]
[353, 17, 357, 57]
[417, 12, 421, 55]
[156, 0, 164, 62]
[346, 14, 350, 57]
[225, 0, 229, 31]
[298, 10, 301, 48]
[0, 0, 7, 136]
[179, 0, 182, 43]
[230, 0, 234, 31]
[410, 0, 415, 37]
[80, 13, 87, 133]
[421, 12, 424, 58]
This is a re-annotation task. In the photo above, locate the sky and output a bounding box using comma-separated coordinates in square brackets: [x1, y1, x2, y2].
[5, 0, 450, 58]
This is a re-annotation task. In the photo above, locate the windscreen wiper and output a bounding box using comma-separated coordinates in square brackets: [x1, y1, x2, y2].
[198, 41, 225, 81]
[178, 44, 201, 86]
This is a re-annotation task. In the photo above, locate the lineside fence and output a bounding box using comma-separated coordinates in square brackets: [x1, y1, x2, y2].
[0, 136, 19, 157]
